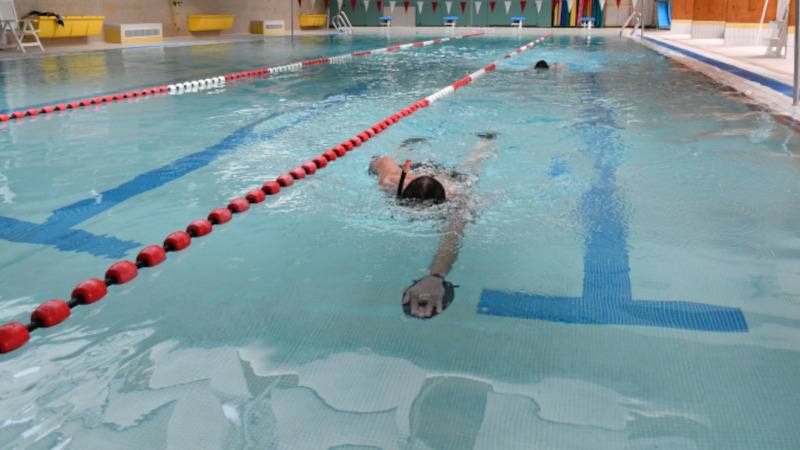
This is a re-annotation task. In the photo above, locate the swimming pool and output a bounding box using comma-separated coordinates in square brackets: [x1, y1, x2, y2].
[1, 32, 800, 448]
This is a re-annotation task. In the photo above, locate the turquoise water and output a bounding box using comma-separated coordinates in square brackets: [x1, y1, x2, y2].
[1, 33, 800, 448]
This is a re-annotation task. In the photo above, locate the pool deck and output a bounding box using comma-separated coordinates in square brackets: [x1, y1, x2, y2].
[1, 26, 797, 120]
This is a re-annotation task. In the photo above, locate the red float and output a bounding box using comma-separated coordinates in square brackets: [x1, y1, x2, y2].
[371, 124, 382, 134]
[133, 91, 143, 97]
[312, 156, 328, 168]
[72, 278, 108, 304]
[0, 323, 29, 353]
[301, 161, 317, 175]
[164, 231, 191, 250]
[276, 174, 294, 187]
[289, 167, 307, 179]
[41, 106, 54, 114]
[113, 94, 124, 101]
[124, 92, 134, 99]
[349, 136, 362, 147]
[26, 109, 39, 116]
[187, 219, 213, 237]
[332, 145, 346, 156]
[67, 101, 80, 109]
[91, 98, 102, 104]
[106, 260, 138, 284]
[341, 141, 354, 151]
[136, 245, 167, 267]
[11, 111, 25, 119]
[0, 114, 9, 121]
[323, 150, 338, 161]
[357, 132, 369, 142]
[228, 198, 250, 213]
[364, 128, 376, 138]
[247, 188, 266, 203]
[79, 99, 91, 107]
[103, 95, 114, 102]
[262, 180, 281, 194]
[54, 104, 67, 111]
[31, 300, 70, 327]
[208, 207, 232, 224]
[142, 89, 152, 95]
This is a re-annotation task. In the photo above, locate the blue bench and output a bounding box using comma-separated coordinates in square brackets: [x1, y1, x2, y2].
[443, 16, 458, 27]
[580, 17, 595, 29]
[379, 16, 394, 27]
[510, 17, 525, 28]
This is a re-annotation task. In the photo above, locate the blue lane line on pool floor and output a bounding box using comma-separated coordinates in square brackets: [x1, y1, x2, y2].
[643, 37, 793, 98]
[0, 110, 304, 258]
[478, 71, 748, 333]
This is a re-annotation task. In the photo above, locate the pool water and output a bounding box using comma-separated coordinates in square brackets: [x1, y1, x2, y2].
[1, 33, 800, 449]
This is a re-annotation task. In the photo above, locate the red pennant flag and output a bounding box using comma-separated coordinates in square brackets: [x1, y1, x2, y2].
[460, 1, 466, 12]
[616, 0, 621, 7]
[404, 1, 409, 12]
[325, 0, 329, 7]
[351, 0, 357, 9]
[520, 0, 526, 12]
[298, 0, 302, 5]
[490, 1, 496, 12]
[377, 0, 382, 9]
[432, 1, 438, 13]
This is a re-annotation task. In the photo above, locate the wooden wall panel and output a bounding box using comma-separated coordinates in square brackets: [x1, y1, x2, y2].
[693, 0, 728, 21]
[672, 0, 694, 20]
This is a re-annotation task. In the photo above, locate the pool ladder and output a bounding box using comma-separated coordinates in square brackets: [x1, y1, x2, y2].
[332, 11, 353, 34]
[620, 11, 643, 38]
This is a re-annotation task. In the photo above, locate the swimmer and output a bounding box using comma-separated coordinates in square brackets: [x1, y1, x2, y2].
[369, 133, 497, 319]
[533, 60, 567, 72]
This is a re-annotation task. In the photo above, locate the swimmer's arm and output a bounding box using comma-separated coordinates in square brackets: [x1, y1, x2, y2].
[372, 156, 402, 186]
[428, 205, 469, 277]
[403, 207, 468, 318]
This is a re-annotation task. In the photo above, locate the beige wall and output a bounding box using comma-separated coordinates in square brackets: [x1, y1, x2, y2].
[16, 0, 328, 39]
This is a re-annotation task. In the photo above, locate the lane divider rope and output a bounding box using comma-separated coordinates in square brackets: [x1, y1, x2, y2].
[0, 33, 552, 355]
[0, 33, 484, 124]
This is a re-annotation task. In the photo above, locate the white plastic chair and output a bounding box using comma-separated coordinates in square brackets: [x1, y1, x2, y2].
[0, 0, 44, 53]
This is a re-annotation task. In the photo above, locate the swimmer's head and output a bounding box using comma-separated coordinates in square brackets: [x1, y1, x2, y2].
[534, 60, 549, 70]
[400, 175, 446, 205]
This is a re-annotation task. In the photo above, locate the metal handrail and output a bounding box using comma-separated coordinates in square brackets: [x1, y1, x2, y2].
[620, 11, 643, 38]
[332, 11, 353, 34]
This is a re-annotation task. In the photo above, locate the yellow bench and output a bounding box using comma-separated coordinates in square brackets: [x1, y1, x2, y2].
[299, 15, 326, 28]
[32, 16, 104, 38]
[188, 15, 235, 31]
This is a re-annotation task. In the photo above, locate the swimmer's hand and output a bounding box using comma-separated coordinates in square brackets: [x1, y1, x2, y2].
[402, 274, 446, 318]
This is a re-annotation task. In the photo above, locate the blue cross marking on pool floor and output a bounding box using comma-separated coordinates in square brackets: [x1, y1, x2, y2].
[478, 72, 747, 333]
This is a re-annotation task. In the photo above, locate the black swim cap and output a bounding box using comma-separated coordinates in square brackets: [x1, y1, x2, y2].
[534, 60, 549, 69]
[401, 175, 446, 204]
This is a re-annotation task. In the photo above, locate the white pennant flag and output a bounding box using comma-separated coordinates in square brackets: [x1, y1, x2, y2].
[390, 0, 396, 12]
[337, 0, 344, 10]
[598, 0, 605, 10]
[311, 0, 316, 7]
[475, 1, 481, 14]
[363, 0, 370, 11]
[446, 1, 452, 13]
[535, 0, 542, 12]
[632, 0, 638, 8]
[417, 1, 424, 12]
[566, 0, 574, 11]
[504, 1, 511, 13]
